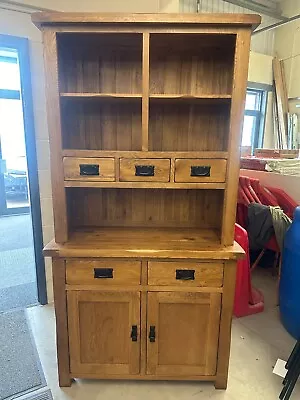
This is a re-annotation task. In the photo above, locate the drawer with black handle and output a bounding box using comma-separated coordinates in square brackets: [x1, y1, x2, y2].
[119, 158, 170, 182]
[66, 259, 141, 285]
[63, 157, 115, 181]
[148, 261, 224, 287]
[174, 159, 227, 183]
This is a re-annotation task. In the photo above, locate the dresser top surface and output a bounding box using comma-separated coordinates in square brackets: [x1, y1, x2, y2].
[44, 227, 244, 260]
[32, 12, 261, 30]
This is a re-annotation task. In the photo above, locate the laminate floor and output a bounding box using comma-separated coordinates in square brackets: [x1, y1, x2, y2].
[26, 268, 299, 400]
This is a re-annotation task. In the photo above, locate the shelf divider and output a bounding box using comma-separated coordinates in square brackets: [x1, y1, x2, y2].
[142, 33, 150, 151]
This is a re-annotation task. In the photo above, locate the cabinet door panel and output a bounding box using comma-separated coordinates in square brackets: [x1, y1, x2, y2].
[147, 292, 221, 376]
[67, 291, 140, 375]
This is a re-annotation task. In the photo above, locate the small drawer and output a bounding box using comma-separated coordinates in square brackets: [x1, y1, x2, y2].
[175, 159, 227, 183]
[120, 158, 170, 182]
[66, 260, 141, 285]
[63, 157, 115, 181]
[148, 261, 224, 287]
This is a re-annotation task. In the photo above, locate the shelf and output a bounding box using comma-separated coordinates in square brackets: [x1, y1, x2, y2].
[150, 94, 232, 101]
[62, 150, 229, 159]
[64, 181, 226, 189]
[60, 93, 142, 99]
[43, 227, 244, 260]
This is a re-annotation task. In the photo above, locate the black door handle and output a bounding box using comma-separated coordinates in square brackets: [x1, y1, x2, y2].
[176, 269, 195, 280]
[80, 164, 100, 176]
[149, 326, 156, 342]
[190, 165, 211, 177]
[131, 325, 138, 342]
[135, 165, 155, 177]
[94, 268, 113, 279]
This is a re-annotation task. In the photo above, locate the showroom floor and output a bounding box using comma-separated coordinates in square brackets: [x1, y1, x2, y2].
[0, 214, 37, 312]
[26, 268, 300, 400]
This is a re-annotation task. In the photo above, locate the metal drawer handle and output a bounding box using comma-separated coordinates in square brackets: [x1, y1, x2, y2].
[80, 164, 99, 176]
[190, 165, 211, 177]
[149, 326, 156, 342]
[131, 325, 138, 342]
[135, 165, 155, 177]
[176, 269, 195, 280]
[94, 268, 113, 279]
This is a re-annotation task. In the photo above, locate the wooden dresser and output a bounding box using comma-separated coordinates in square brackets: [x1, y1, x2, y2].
[32, 12, 260, 389]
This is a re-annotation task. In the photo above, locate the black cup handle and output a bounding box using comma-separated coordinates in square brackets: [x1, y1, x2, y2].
[190, 165, 211, 177]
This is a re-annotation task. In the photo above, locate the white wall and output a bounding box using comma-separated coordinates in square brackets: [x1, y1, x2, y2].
[275, 0, 300, 114]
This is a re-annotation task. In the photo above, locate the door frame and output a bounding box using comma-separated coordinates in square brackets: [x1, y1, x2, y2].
[0, 34, 47, 305]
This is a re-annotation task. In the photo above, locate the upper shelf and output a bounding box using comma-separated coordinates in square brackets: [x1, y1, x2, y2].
[60, 93, 142, 99]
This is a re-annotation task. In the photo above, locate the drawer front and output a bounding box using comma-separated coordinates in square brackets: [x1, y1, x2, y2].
[148, 261, 224, 287]
[66, 260, 141, 285]
[175, 159, 227, 183]
[63, 157, 115, 181]
[120, 158, 170, 182]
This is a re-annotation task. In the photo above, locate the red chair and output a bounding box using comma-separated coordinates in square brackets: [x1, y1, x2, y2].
[234, 224, 264, 317]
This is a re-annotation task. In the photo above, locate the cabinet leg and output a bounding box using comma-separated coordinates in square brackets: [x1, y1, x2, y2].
[215, 375, 228, 390]
[52, 258, 71, 388]
[58, 373, 72, 387]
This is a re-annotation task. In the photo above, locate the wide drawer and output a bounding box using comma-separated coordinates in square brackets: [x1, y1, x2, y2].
[66, 260, 141, 285]
[148, 261, 224, 287]
[63, 157, 115, 181]
[175, 159, 227, 183]
[119, 158, 170, 182]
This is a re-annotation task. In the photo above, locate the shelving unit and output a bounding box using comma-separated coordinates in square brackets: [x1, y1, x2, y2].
[33, 12, 260, 390]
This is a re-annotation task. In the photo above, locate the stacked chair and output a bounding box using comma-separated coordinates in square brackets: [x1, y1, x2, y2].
[234, 176, 298, 318]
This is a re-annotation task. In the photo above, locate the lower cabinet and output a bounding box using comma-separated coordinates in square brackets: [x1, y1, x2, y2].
[147, 292, 221, 376]
[67, 290, 221, 378]
[67, 291, 140, 375]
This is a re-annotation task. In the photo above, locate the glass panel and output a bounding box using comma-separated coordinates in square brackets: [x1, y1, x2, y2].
[0, 49, 20, 91]
[242, 115, 256, 147]
[245, 91, 260, 111]
[0, 97, 29, 209]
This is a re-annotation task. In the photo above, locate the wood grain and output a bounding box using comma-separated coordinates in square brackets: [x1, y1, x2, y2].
[147, 291, 221, 376]
[215, 261, 237, 389]
[32, 12, 261, 30]
[57, 33, 142, 94]
[52, 258, 71, 386]
[61, 99, 142, 151]
[43, 227, 244, 260]
[142, 33, 150, 151]
[174, 159, 227, 183]
[150, 34, 235, 96]
[66, 188, 223, 229]
[62, 150, 229, 159]
[43, 30, 68, 243]
[149, 101, 230, 152]
[119, 158, 170, 182]
[148, 261, 224, 287]
[67, 290, 140, 375]
[63, 157, 115, 181]
[221, 28, 251, 246]
[66, 259, 141, 285]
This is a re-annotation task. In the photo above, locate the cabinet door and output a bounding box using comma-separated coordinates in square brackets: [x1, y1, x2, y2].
[147, 292, 221, 376]
[67, 291, 140, 376]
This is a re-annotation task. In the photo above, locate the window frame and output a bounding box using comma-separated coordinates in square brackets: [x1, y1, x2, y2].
[243, 83, 271, 154]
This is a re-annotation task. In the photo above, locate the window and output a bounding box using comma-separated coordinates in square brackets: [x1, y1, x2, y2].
[242, 88, 267, 153]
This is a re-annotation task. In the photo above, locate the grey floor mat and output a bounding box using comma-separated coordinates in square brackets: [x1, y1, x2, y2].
[0, 309, 46, 400]
[21, 390, 53, 400]
[0, 282, 38, 313]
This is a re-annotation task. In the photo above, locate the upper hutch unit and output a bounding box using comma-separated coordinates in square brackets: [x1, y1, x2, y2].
[32, 12, 260, 390]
